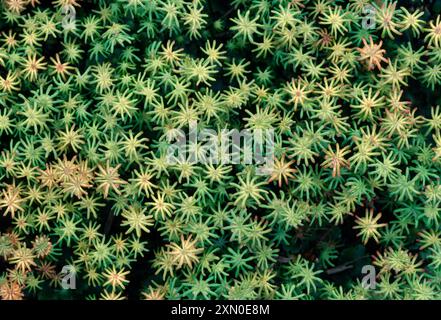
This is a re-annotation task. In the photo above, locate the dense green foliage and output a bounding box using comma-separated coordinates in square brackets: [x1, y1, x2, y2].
[0, 0, 441, 300]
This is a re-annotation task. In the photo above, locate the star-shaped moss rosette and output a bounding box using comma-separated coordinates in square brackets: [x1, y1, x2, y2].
[0, 0, 440, 301]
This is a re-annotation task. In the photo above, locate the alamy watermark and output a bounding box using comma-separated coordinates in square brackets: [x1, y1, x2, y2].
[361, 264, 376, 290]
[362, 4, 377, 30]
[60, 265, 76, 290]
[166, 121, 275, 175]
[61, 4, 76, 32]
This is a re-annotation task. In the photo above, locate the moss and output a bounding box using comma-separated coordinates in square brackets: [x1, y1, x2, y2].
[0, 0, 440, 300]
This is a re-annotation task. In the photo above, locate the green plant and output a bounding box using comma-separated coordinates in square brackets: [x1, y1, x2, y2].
[0, 0, 440, 301]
